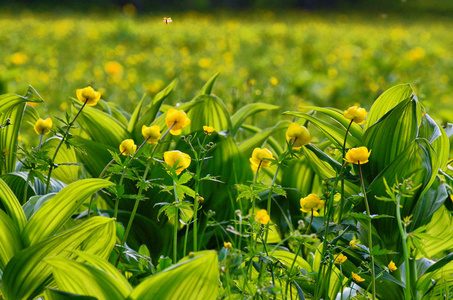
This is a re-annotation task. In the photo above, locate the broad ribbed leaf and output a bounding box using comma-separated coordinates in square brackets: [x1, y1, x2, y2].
[365, 139, 435, 265]
[44, 288, 97, 300]
[199, 72, 219, 95]
[271, 250, 312, 272]
[127, 251, 218, 300]
[238, 121, 289, 158]
[231, 103, 279, 135]
[0, 178, 27, 232]
[134, 79, 177, 139]
[187, 94, 232, 133]
[74, 137, 117, 178]
[417, 250, 453, 298]
[284, 111, 361, 148]
[418, 113, 449, 171]
[365, 84, 414, 130]
[22, 179, 114, 246]
[298, 106, 364, 141]
[46, 255, 132, 300]
[2, 216, 116, 300]
[0, 86, 44, 174]
[416, 205, 453, 258]
[127, 93, 147, 133]
[0, 209, 23, 270]
[41, 137, 80, 184]
[362, 96, 420, 183]
[73, 102, 129, 147]
[240, 124, 284, 156]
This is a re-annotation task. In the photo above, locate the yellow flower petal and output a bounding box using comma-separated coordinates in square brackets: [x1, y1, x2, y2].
[119, 139, 137, 156]
[345, 147, 371, 164]
[344, 106, 368, 124]
[142, 125, 161, 143]
[286, 122, 311, 150]
[34, 118, 53, 135]
[76, 86, 101, 106]
[249, 148, 273, 168]
[164, 150, 191, 175]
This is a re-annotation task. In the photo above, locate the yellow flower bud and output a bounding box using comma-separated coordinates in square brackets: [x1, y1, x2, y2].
[165, 108, 191, 135]
[334, 253, 348, 264]
[255, 209, 270, 225]
[249, 148, 273, 169]
[76, 86, 101, 106]
[203, 125, 215, 135]
[164, 150, 191, 175]
[119, 139, 137, 156]
[351, 271, 365, 283]
[34, 118, 53, 135]
[142, 125, 161, 143]
[286, 122, 311, 150]
[388, 261, 397, 272]
[300, 194, 325, 213]
[343, 106, 367, 125]
[349, 240, 359, 248]
[345, 147, 371, 164]
[224, 241, 233, 249]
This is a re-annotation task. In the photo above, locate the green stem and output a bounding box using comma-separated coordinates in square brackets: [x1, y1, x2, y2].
[285, 244, 302, 299]
[173, 180, 179, 263]
[45, 101, 87, 193]
[264, 163, 281, 244]
[305, 209, 314, 235]
[339, 120, 353, 222]
[358, 162, 376, 300]
[38, 133, 44, 151]
[193, 134, 208, 252]
[396, 194, 411, 300]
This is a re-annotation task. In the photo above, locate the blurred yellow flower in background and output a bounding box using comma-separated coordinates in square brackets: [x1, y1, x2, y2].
[203, 125, 215, 135]
[11, 52, 28, 65]
[352, 272, 365, 283]
[388, 261, 397, 272]
[255, 209, 270, 225]
[34, 118, 53, 135]
[224, 241, 233, 249]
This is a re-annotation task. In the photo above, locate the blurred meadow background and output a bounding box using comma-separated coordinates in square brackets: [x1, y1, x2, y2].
[2, 0, 453, 131]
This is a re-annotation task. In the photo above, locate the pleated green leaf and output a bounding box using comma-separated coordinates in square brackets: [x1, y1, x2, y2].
[74, 137, 117, 178]
[127, 93, 147, 133]
[418, 113, 449, 171]
[0, 178, 27, 232]
[298, 106, 364, 141]
[46, 255, 132, 300]
[0, 209, 23, 270]
[187, 94, 232, 132]
[240, 123, 284, 156]
[133, 79, 177, 139]
[41, 137, 80, 184]
[44, 288, 98, 300]
[271, 250, 312, 272]
[73, 102, 129, 147]
[0, 86, 44, 174]
[2, 216, 116, 300]
[362, 96, 420, 183]
[416, 205, 453, 258]
[238, 121, 289, 158]
[22, 179, 114, 246]
[127, 251, 219, 300]
[417, 249, 453, 298]
[199, 72, 219, 95]
[284, 111, 361, 149]
[364, 84, 415, 130]
[231, 103, 279, 135]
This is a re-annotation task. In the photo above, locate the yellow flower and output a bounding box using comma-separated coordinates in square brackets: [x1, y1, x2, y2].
[105, 61, 123, 76]
[163, 17, 173, 24]
[334, 253, 348, 264]
[203, 126, 215, 135]
[164, 150, 191, 175]
[351, 271, 365, 283]
[249, 148, 273, 169]
[343, 106, 368, 125]
[165, 108, 191, 135]
[224, 241, 233, 249]
[11, 52, 28, 65]
[286, 122, 311, 150]
[142, 125, 161, 143]
[388, 261, 397, 272]
[349, 240, 359, 248]
[255, 209, 270, 225]
[345, 147, 371, 164]
[34, 118, 53, 135]
[119, 139, 137, 156]
[76, 86, 101, 106]
[270, 77, 279, 86]
[300, 194, 325, 213]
